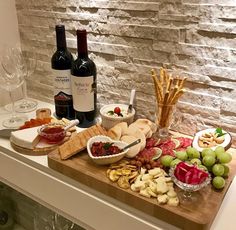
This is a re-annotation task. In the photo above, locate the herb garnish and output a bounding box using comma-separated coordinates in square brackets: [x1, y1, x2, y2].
[103, 142, 114, 150]
[107, 111, 114, 115]
[215, 127, 226, 137]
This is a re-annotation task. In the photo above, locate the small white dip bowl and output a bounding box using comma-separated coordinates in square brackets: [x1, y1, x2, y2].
[87, 135, 129, 165]
[100, 104, 135, 130]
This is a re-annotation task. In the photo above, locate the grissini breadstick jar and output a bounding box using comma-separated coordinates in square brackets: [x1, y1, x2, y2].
[151, 68, 186, 138]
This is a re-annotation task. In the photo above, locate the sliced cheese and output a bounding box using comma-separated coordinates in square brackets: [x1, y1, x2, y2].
[10, 126, 41, 149]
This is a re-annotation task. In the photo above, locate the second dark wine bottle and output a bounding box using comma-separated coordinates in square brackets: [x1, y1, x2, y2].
[71, 29, 97, 128]
[51, 25, 75, 120]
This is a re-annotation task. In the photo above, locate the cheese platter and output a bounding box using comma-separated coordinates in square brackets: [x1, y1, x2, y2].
[7, 108, 79, 156]
[47, 118, 236, 230]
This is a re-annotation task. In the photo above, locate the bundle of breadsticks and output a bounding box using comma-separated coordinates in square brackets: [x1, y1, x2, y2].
[151, 68, 187, 128]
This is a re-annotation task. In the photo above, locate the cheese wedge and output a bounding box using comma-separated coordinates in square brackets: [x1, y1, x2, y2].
[10, 127, 41, 149]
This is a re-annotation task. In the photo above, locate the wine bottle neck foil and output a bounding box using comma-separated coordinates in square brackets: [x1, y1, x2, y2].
[77, 29, 88, 58]
[56, 25, 67, 50]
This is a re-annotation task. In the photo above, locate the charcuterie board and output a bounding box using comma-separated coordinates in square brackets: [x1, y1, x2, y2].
[48, 132, 236, 230]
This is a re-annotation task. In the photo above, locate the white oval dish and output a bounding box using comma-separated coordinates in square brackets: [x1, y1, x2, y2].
[192, 128, 232, 152]
[100, 104, 135, 130]
[87, 135, 129, 165]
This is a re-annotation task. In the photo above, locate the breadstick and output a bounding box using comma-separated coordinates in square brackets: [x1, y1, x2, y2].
[179, 77, 187, 89]
[151, 70, 161, 103]
[171, 89, 185, 104]
[167, 85, 178, 104]
[160, 67, 164, 85]
[167, 78, 173, 92]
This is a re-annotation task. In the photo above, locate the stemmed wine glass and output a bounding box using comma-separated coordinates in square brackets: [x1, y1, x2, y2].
[0, 47, 28, 128]
[12, 47, 38, 113]
[33, 204, 75, 230]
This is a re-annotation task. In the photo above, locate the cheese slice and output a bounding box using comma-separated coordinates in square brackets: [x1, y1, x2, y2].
[10, 126, 41, 149]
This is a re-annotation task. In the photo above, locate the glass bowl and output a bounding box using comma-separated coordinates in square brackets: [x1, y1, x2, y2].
[169, 166, 211, 200]
[38, 123, 66, 144]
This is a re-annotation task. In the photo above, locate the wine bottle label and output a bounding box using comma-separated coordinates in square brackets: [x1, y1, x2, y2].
[71, 75, 94, 112]
[53, 69, 72, 96]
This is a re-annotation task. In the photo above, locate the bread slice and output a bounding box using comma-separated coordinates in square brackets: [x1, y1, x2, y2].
[107, 125, 122, 140]
[115, 122, 128, 135]
[129, 122, 151, 138]
[59, 124, 107, 160]
[134, 119, 157, 133]
[121, 135, 141, 158]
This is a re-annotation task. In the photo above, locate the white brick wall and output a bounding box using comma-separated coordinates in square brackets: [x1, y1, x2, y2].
[15, 0, 236, 146]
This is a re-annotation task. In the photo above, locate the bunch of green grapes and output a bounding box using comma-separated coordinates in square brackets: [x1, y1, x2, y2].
[160, 146, 232, 189]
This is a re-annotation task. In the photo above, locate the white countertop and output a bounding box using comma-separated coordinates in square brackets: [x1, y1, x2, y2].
[0, 100, 236, 230]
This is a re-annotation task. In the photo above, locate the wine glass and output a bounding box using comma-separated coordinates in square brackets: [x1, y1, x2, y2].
[33, 204, 75, 230]
[13, 47, 38, 113]
[0, 48, 28, 128]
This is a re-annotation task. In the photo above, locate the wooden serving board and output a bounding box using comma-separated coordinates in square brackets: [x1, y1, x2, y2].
[48, 147, 236, 230]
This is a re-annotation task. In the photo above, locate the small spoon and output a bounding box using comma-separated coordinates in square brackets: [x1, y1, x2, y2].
[121, 138, 141, 152]
[127, 89, 136, 114]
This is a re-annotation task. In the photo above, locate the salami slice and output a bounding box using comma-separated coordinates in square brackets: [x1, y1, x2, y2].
[176, 137, 192, 149]
[138, 148, 156, 160]
[145, 138, 159, 149]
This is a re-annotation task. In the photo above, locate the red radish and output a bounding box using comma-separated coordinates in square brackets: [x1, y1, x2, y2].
[174, 162, 209, 185]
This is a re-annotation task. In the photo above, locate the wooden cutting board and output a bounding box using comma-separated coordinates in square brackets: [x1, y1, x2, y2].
[48, 146, 236, 230]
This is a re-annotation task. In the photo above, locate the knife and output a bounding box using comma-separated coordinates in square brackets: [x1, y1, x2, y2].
[0, 129, 16, 138]
[127, 89, 136, 113]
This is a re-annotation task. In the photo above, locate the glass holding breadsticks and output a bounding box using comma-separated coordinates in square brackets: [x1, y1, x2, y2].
[151, 68, 186, 138]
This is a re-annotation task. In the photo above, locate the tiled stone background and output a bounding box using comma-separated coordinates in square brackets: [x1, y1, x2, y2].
[15, 0, 236, 145]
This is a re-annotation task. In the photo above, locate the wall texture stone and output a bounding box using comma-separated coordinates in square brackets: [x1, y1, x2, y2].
[15, 0, 236, 145]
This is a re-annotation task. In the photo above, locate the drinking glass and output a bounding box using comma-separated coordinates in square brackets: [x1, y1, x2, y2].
[0, 47, 28, 128]
[13, 47, 38, 113]
[155, 103, 175, 138]
[34, 204, 75, 230]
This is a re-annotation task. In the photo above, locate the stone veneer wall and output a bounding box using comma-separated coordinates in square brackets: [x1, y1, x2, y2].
[15, 0, 236, 145]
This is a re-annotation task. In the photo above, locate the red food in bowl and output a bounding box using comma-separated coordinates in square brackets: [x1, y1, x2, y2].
[174, 162, 209, 185]
[91, 142, 121, 157]
[38, 124, 66, 143]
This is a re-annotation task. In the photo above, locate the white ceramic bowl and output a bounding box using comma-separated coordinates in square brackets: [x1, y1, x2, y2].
[87, 135, 129, 165]
[100, 103, 135, 130]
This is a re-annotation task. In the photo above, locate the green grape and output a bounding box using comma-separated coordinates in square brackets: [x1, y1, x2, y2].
[202, 155, 216, 167]
[190, 158, 202, 165]
[198, 165, 208, 172]
[201, 148, 215, 158]
[170, 158, 182, 168]
[222, 164, 230, 177]
[186, 147, 200, 159]
[217, 152, 232, 164]
[215, 146, 225, 158]
[160, 155, 175, 167]
[212, 176, 225, 189]
[175, 151, 188, 161]
[212, 164, 225, 176]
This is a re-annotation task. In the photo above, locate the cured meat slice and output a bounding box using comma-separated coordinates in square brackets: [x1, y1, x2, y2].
[175, 137, 192, 149]
[157, 139, 176, 157]
[138, 148, 156, 160]
[146, 138, 159, 149]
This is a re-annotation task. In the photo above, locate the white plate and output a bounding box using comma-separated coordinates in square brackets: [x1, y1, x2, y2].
[192, 128, 232, 152]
